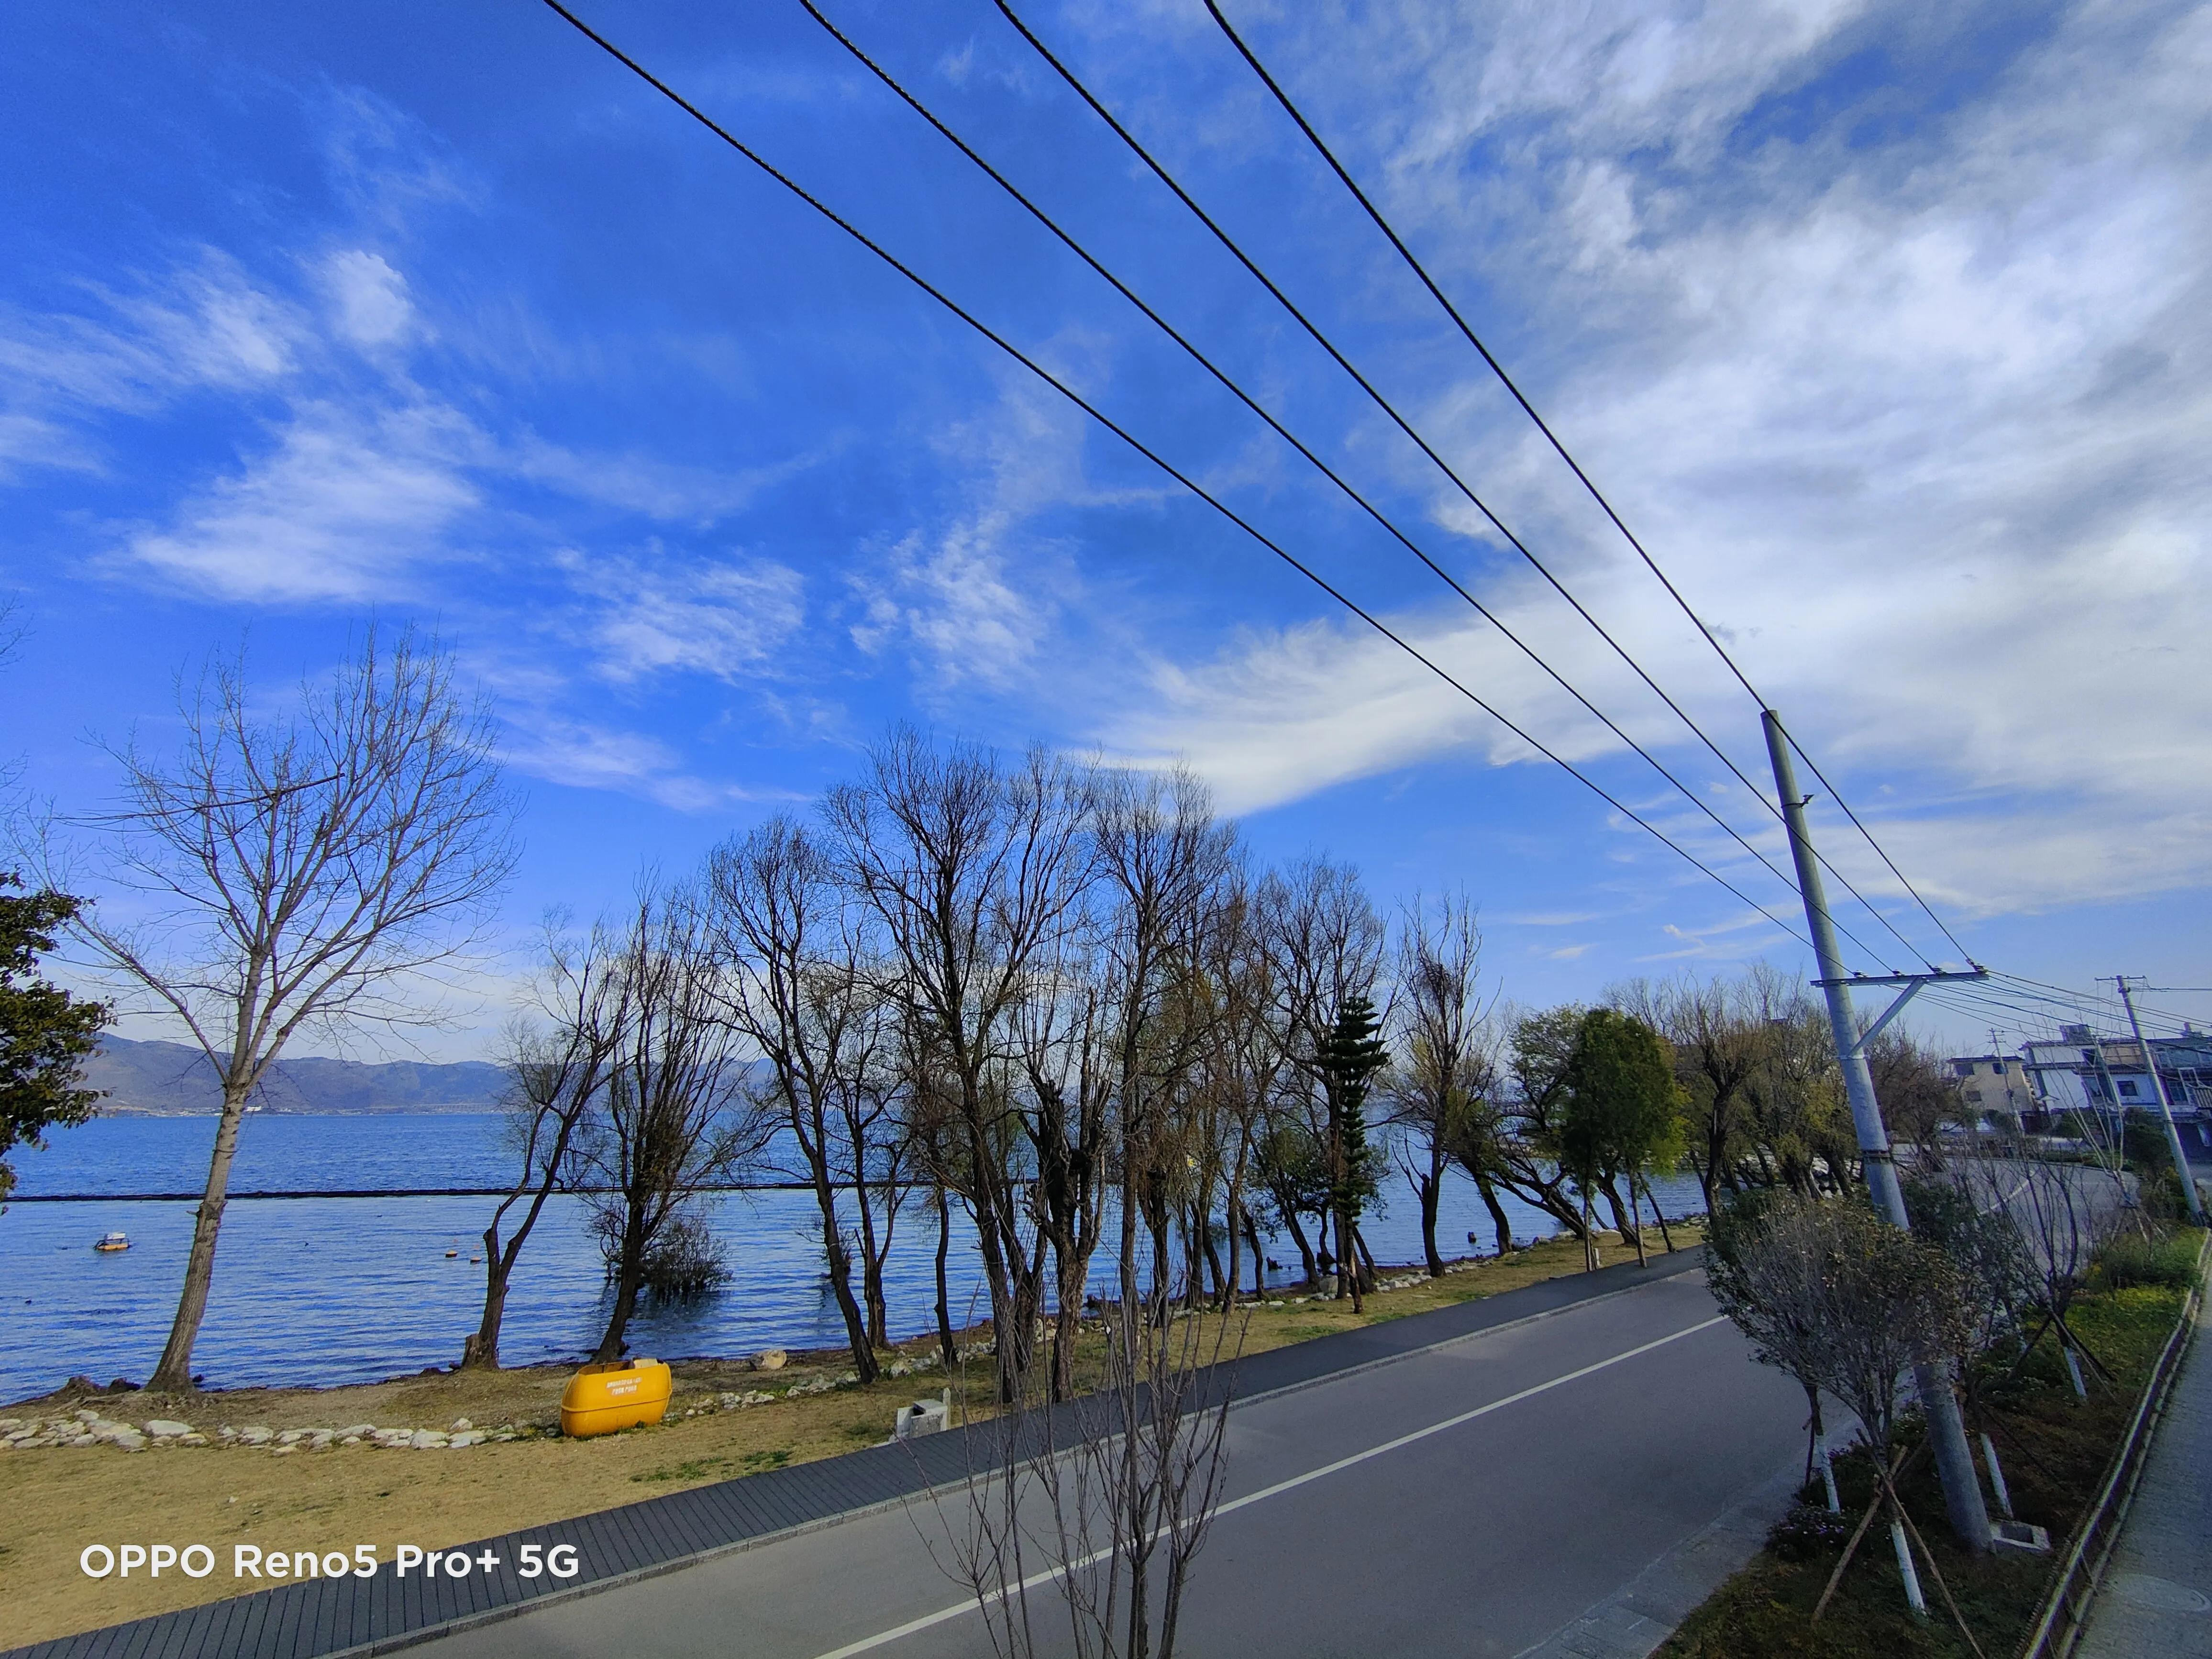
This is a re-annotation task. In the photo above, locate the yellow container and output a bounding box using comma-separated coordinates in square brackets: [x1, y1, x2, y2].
[560, 1359, 672, 1438]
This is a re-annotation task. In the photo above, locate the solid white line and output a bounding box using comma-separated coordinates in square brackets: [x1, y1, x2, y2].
[803, 1313, 1728, 1659]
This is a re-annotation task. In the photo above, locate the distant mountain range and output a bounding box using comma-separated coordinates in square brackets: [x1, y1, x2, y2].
[83, 1035, 509, 1115]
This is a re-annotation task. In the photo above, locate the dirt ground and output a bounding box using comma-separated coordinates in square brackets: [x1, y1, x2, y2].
[1, 1225, 1696, 1646]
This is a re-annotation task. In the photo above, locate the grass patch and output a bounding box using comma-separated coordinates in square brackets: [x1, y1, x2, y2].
[1658, 1233, 2201, 1659]
[633, 1455, 735, 1484]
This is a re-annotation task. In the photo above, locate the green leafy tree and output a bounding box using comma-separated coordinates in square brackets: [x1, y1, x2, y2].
[1317, 993, 1387, 1307]
[1560, 1007, 1686, 1268]
[0, 875, 110, 1204]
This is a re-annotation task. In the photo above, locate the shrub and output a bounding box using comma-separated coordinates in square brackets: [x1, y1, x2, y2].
[1767, 1502, 1849, 1562]
[2092, 1229, 2201, 1292]
[641, 1213, 730, 1303]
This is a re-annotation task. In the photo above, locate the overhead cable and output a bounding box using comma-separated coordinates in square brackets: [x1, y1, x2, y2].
[1776, 720, 1978, 966]
[1196, 0, 1974, 970]
[799, 1, 1918, 969]
[535, 0, 1818, 953]
[990, 0, 1931, 973]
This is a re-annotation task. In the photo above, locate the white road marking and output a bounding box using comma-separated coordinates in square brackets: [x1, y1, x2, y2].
[804, 1313, 1729, 1659]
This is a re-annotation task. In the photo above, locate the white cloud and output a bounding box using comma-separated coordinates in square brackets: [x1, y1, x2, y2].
[556, 547, 807, 682]
[1097, 0, 2212, 918]
[848, 377, 1097, 694]
[124, 402, 482, 603]
[498, 713, 800, 813]
[0, 253, 302, 424]
[851, 508, 1060, 691]
[509, 434, 820, 522]
[318, 249, 418, 349]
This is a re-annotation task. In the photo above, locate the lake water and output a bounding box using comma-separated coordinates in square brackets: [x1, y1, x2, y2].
[0, 1116, 1703, 1401]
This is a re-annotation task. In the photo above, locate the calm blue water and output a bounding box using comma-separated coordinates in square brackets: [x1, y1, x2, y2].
[0, 1116, 1702, 1400]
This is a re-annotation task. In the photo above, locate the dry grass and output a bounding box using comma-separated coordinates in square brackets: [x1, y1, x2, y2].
[0, 1224, 1696, 1645]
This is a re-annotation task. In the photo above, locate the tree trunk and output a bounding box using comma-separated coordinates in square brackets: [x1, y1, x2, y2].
[592, 1202, 652, 1362]
[462, 1220, 509, 1370]
[1627, 1178, 1648, 1267]
[854, 1180, 891, 1351]
[1640, 1175, 1676, 1252]
[594, 1262, 644, 1362]
[933, 1185, 958, 1371]
[1244, 1210, 1267, 1296]
[1417, 1169, 1445, 1276]
[148, 1083, 250, 1392]
[1050, 1222, 1084, 1403]
[1151, 1202, 1173, 1323]
[1222, 1192, 1243, 1311]
[1340, 1198, 1364, 1312]
[464, 1116, 586, 1371]
[1600, 1177, 1641, 1253]
[1351, 1223, 1379, 1293]
[1475, 1173, 1514, 1256]
[1280, 1202, 1317, 1289]
[1197, 1206, 1228, 1304]
[813, 1180, 878, 1383]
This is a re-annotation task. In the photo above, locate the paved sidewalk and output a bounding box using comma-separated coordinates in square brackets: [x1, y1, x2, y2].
[2077, 1279, 2212, 1658]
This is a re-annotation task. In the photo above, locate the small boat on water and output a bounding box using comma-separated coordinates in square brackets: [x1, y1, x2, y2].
[93, 1232, 131, 1253]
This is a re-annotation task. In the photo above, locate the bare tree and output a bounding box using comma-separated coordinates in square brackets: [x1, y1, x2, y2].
[1975, 1140, 2128, 1395]
[573, 882, 773, 1362]
[1452, 1004, 1597, 1242]
[1708, 1194, 1982, 1641]
[826, 730, 1092, 1402]
[463, 918, 629, 1368]
[1188, 874, 1283, 1305]
[1092, 768, 1237, 1331]
[1260, 858, 1383, 1305]
[1013, 910, 1116, 1400]
[1390, 893, 1491, 1275]
[1736, 998, 1855, 1196]
[933, 1237, 1244, 1659]
[1867, 1028, 1970, 1168]
[1615, 970, 1769, 1211]
[709, 815, 900, 1382]
[33, 632, 515, 1392]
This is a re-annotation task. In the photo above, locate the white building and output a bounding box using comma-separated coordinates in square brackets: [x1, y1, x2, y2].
[1947, 1052, 2039, 1119]
[2018, 1025, 2211, 1139]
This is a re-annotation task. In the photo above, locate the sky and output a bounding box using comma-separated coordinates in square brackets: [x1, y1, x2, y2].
[4, 0, 2210, 1060]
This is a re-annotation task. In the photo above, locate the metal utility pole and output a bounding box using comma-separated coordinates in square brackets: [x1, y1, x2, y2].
[1762, 709, 1993, 1550]
[2115, 976, 2203, 1223]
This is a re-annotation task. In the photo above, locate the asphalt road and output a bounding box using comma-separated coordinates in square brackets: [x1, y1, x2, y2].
[413, 1269, 1808, 1659]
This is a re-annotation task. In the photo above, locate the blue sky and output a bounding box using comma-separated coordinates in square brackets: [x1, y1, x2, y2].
[6, 0, 2210, 1058]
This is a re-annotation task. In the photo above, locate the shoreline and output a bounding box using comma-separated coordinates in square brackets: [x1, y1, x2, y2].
[0, 1250, 1512, 1415]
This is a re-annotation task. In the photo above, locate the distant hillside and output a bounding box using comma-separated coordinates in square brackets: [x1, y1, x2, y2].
[83, 1035, 509, 1115]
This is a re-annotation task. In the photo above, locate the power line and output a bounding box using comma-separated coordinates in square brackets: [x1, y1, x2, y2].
[799, 2, 1916, 970]
[1992, 972, 2200, 1036]
[1938, 972, 2198, 1041]
[1196, 0, 1973, 970]
[535, 0, 1818, 954]
[988, 0, 1929, 974]
[1776, 721, 1977, 966]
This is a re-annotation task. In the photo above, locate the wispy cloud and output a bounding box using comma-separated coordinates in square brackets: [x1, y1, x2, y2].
[122, 401, 482, 603]
[1094, 0, 2212, 917]
[498, 712, 803, 814]
[557, 547, 807, 683]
